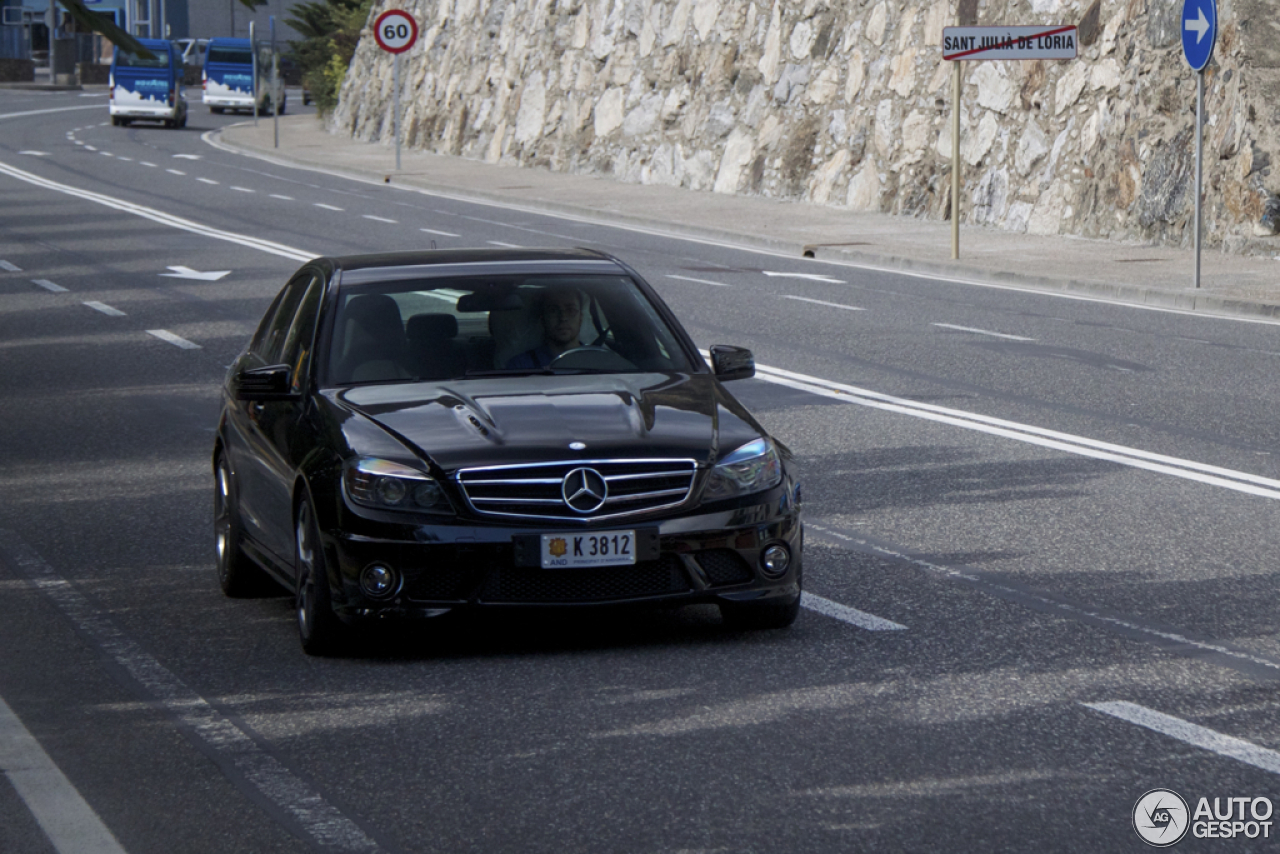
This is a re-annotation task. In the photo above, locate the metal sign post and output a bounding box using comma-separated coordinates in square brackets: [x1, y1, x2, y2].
[271, 15, 279, 149]
[372, 9, 418, 172]
[942, 25, 1078, 260]
[249, 20, 257, 128]
[1181, 0, 1216, 289]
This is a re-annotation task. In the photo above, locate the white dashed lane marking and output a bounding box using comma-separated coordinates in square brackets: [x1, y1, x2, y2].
[314, 203, 343, 211]
[420, 228, 459, 237]
[667, 274, 731, 287]
[196, 178, 218, 185]
[269, 194, 293, 201]
[230, 187, 255, 193]
[363, 215, 397, 223]
[32, 279, 67, 293]
[140, 161, 157, 168]
[801, 593, 907, 631]
[83, 301, 125, 316]
[487, 241, 521, 248]
[932, 323, 1035, 342]
[782, 295, 865, 311]
[146, 329, 201, 349]
[1085, 701, 1280, 776]
[0, 260, 20, 272]
[166, 169, 186, 176]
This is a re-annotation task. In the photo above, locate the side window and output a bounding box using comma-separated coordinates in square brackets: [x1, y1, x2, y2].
[251, 274, 309, 363]
[279, 276, 324, 393]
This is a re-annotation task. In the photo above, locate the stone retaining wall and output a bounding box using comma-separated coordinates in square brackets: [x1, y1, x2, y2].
[332, 0, 1280, 252]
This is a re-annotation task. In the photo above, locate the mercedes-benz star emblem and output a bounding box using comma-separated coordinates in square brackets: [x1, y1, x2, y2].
[562, 467, 608, 514]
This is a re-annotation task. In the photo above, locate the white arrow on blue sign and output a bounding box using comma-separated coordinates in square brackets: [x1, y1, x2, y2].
[1181, 0, 1217, 72]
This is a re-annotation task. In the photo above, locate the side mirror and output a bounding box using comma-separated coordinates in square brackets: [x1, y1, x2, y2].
[236, 364, 296, 400]
[709, 345, 755, 381]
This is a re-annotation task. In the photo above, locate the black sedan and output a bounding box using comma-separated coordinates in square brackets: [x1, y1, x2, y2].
[214, 249, 802, 654]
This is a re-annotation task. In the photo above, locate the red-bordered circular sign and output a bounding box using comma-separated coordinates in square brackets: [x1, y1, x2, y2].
[373, 10, 418, 54]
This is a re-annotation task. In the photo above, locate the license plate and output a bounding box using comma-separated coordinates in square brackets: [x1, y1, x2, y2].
[541, 530, 637, 568]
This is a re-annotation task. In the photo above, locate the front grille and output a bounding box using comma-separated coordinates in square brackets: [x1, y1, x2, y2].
[480, 555, 690, 603]
[697, 549, 755, 586]
[456, 459, 697, 522]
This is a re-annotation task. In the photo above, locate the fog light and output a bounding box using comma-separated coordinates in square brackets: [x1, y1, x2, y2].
[360, 563, 398, 598]
[760, 545, 790, 578]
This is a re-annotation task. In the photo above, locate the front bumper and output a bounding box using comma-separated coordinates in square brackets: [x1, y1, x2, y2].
[322, 487, 802, 619]
[204, 96, 252, 107]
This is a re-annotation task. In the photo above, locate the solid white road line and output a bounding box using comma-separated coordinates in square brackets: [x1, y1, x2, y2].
[196, 178, 218, 185]
[801, 592, 907, 631]
[0, 530, 383, 853]
[0, 160, 314, 262]
[363, 214, 397, 223]
[1085, 701, 1280, 776]
[146, 329, 201, 349]
[33, 279, 67, 293]
[748, 361, 1280, 501]
[667, 274, 731, 287]
[83, 301, 125, 316]
[0, 694, 127, 854]
[419, 227, 459, 237]
[0, 260, 20, 271]
[782, 295, 865, 311]
[763, 271, 845, 283]
[314, 203, 343, 211]
[0, 105, 103, 121]
[932, 323, 1035, 341]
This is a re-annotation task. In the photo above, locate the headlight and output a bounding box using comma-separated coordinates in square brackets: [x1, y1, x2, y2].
[344, 458, 452, 514]
[702, 438, 782, 501]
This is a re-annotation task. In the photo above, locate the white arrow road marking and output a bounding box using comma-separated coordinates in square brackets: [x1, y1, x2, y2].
[83, 301, 125, 316]
[1185, 7, 1210, 43]
[1085, 702, 1280, 775]
[782, 295, 865, 311]
[801, 593, 907, 630]
[0, 694, 128, 854]
[18, 151, 50, 157]
[763, 271, 846, 283]
[932, 323, 1036, 341]
[147, 329, 201, 349]
[172, 153, 202, 160]
[159, 266, 230, 281]
[32, 279, 67, 293]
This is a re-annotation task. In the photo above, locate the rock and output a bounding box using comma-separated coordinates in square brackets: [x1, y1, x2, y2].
[963, 111, 999, 166]
[973, 64, 1015, 115]
[1015, 121, 1049, 175]
[714, 128, 756, 193]
[810, 149, 851, 204]
[1256, 194, 1280, 236]
[1138, 127, 1195, 228]
[866, 2, 888, 47]
[1147, 0, 1182, 48]
[1054, 63, 1089, 116]
[773, 63, 810, 102]
[622, 93, 663, 136]
[846, 162, 881, 209]
[593, 87, 626, 137]
[514, 71, 547, 144]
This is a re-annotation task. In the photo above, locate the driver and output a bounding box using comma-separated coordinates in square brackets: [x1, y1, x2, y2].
[505, 287, 585, 369]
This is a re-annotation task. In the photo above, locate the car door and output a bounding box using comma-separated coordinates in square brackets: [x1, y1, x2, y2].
[242, 272, 326, 562]
[224, 272, 312, 561]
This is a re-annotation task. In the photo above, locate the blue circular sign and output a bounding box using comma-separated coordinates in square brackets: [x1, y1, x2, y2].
[1181, 0, 1217, 72]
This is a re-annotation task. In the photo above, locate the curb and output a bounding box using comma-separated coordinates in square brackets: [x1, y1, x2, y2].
[211, 126, 1280, 323]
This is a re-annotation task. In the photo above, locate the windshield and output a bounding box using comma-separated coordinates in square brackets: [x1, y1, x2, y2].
[115, 47, 170, 68]
[207, 47, 252, 65]
[325, 273, 695, 386]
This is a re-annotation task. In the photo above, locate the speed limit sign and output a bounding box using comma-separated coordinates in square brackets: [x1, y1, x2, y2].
[374, 9, 418, 54]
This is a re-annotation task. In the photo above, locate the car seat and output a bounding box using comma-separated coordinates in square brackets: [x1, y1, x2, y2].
[405, 313, 466, 380]
[334, 294, 408, 383]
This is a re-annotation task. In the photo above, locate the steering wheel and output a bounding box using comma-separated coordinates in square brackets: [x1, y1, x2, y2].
[548, 346, 636, 371]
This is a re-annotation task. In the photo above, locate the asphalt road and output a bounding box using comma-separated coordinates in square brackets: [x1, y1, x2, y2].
[2, 88, 1279, 853]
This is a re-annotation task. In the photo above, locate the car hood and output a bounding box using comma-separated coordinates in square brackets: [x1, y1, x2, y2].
[330, 373, 765, 473]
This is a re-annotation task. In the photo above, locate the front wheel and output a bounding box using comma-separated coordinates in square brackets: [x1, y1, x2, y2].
[213, 455, 258, 597]
[295, 497, 343, 656]
[211, 107, 224, 115]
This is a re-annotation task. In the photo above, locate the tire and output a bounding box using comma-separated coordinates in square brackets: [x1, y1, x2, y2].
[214, 454, 259, 597]
[295, 497, 344, 656]
[719, 594, 801, 630]
[164, 119, 175, 129]
[111, 116, 120, 126]
[179, 114, 187, 129]
[211, 107, 224, 115]
[278, 97, 286, 116]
